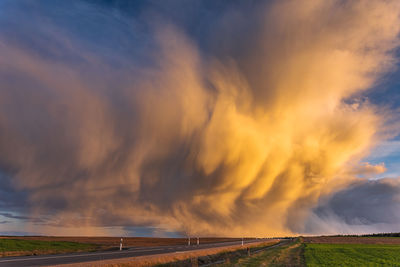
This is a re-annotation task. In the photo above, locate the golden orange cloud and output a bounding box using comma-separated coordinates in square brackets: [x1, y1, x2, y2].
[0, 0, 400, 236]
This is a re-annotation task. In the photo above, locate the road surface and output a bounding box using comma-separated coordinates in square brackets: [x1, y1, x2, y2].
[0, 239, 276, 266]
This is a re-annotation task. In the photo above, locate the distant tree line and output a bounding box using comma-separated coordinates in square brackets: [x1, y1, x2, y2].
[330, 233, 400, 237]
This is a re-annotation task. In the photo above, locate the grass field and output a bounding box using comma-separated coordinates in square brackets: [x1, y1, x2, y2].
[215, 237, 400, 266]
[0, 239, 97, 257]
[304, 243, 400, 266]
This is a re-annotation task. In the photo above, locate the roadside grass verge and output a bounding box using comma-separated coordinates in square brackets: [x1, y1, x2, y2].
[154, 241, 279, 267]
[0, 238, 98, 257]
[304, 243, 400, 266]
[229, 238, 304, 267]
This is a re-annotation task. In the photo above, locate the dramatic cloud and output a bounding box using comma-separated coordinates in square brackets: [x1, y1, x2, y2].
[306, 178, 400, 234]
[0, 0, 400, 236]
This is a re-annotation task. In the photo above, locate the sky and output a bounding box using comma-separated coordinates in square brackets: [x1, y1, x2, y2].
[0, 0, 400, 237]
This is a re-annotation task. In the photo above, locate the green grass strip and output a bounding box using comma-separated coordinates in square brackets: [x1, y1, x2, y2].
[0, 239, 96, 253]
[304, 243, 400, 266]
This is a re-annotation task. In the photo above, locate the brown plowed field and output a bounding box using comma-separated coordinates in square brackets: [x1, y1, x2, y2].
[303, 236, 400, 244]
[0, 236, 245, 248]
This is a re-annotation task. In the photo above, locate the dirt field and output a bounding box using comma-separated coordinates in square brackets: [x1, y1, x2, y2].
[303, 236, 400, 244]
[0, 236, 246, 248]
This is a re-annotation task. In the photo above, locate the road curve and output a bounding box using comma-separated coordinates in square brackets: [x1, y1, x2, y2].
[0, 239, 276, 267]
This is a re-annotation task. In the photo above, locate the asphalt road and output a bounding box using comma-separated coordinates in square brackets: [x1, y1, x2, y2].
[0, 239, 275, 267]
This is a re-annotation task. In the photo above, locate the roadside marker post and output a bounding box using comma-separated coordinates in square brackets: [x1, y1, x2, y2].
[197, 237, 199, 245]
[120, 238, 123, 251]
[188, 237, 191, 246]
[241, 237, 244, 246]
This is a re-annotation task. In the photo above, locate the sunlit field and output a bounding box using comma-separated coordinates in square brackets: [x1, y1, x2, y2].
[0, 239, 97, 257]
[304, 243, 400, 266]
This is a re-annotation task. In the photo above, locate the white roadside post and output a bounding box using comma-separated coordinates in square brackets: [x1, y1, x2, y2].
[120, 238, 123, 251]
[241, 237, 244, 246]
[197, 237, 199, 245]
[188, 237, 191, 246]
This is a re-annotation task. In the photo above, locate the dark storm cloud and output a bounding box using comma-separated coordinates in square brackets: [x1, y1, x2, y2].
[0, 172, 28, 212]
[304, 178, 400, 234]
[317, 179, 400, 225]
[0, 212, 48, 224]
[0, 213, 30, 220]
